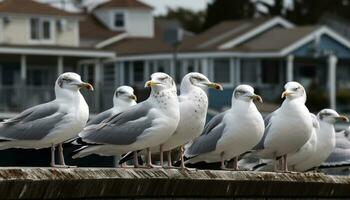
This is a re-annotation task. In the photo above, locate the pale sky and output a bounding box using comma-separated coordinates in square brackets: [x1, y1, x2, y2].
[43, 0, 292, 16]
[140, 0, 213, 15]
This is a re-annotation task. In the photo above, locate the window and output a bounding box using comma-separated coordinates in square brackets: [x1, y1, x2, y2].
[114, 12, 125, 28]
[213, 58, 230, 83]
[133, 61, 144, 83]
[299, 65, 316, 78]
[30, 18, 53, 42]
[103, 63, 115, 86]
[27, 69, 50, 86]
[30, 18, 40, 40]
[261, 60, 280, 84]
[2, 65, 19, 86]
[241, 59, 258, 83]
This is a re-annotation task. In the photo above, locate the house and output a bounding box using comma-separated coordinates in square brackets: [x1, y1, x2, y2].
[0, 0, 350, 116]
[84, 0, 350, 113]
[0, 0, 115, 116]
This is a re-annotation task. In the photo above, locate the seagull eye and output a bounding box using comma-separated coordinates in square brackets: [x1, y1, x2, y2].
[193, 76, 204, 81]
[117, 91, 125, 96]
[159, 76, 168, 81]
[62, 78, 72, 82]
[235, 90, 245, 98]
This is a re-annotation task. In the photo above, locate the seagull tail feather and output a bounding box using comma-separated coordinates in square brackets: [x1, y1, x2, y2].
[119, 150, 142, 165]
[71, 146, 90, 159]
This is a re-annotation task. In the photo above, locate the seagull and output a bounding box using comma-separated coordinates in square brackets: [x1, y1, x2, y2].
[293, 109, 348, 171]
[0, 72, 93, 167]
[155, 72, 222, 168]
[320, 128, 350, 175]
[87, 86, 137, 125]
[119, 72, 223, 168]
[254, 81, 313, 172]
[253, 113, 319, 172]
[72, 72, 180, 168]
[82, 85, 137, 167]
[184, 85, 264, 170]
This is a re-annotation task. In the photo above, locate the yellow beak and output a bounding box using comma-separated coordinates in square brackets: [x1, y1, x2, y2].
[336, 115, 349, 122]
[78, 82, 94, 91]
[281, 91, 291, 98]
[206, 82, 223, 90]
[251, 94, 263, 103]
[144, 80, 159, 88]
[129, 94, 137, 101]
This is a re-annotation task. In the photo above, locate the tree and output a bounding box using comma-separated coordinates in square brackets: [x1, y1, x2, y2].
[202, 0, 256, 30]
[259, 0, 350, 25]
[157, 8, 205, 34]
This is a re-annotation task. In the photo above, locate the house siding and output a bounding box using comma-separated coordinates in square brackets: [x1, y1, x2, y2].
[127, 9, 153, 37]
[1, 15, 79, 46]
[56, 19, 79, 46]
[2, 16, 27, 44]
[94, 8, 154, 37]
[292, 34, 350, 58]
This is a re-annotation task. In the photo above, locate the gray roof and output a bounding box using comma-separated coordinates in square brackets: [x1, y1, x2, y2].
[232, 26, 320, 52]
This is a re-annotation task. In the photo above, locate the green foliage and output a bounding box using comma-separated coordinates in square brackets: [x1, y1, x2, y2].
[157, 8, 205, 34]
[260, 0, 350, 25]
[202, 0, 256, 30]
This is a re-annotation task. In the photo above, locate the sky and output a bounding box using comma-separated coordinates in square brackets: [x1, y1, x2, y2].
[42, 0, 213, 15]
[43, 0, 293, 16]
[140, 0, 213, 15]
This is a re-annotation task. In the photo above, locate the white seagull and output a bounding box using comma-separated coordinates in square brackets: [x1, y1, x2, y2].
[254, 81, 313, 172]
[119, 73, 222, 168]
[293, 109, 348, 171]
[320, 128, 350, 175]
[155, 72, 222, 168]
[72, 72, 180, 168]
[253, 113, 319, 172]
[82, 85, 137, 167]
[87, 86, 137, 125]
[184, 85, 264, 170]
[0, 72, 93, 167]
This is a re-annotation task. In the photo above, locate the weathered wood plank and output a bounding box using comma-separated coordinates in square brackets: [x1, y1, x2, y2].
[0, 167, 348, 199]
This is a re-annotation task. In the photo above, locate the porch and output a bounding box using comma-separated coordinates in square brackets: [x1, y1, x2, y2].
[112, 53, 350, 114]
[0, 46, 114, 116]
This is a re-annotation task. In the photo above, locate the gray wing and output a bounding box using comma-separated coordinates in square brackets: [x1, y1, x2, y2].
[322, 132, 350, 166]
[87, 109, 114, 125]
[253, 109, 278, 150]
[335, 131, 350, 149]
[0, 102, 66, 140]
[80, 101, 153, 145]
[323, 148, 350, 165]
[186, 112, 226, 156]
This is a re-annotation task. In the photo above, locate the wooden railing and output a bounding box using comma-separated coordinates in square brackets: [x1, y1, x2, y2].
[0, 168, 349, 199]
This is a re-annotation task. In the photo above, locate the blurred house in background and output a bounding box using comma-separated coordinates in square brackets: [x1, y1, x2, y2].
[0, 0, 114, 116]
[0, 0, 350, 117]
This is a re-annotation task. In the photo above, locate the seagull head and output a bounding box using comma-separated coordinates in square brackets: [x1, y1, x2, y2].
[56, 72, 93, 92]
[181, 72, 223, 92]
[145, 72, 175, 92]
[281, 81, 305, 101]
[318, 109, 349, 124]
[113, 86, 137, 107]
[233, 84, 262, 103]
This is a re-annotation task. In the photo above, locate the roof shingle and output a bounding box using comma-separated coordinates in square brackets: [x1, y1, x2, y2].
[178, 17, 272, 51]
[0, 0, 79, 17]
[232, 26, 320, 52]
[79, 14, 122, 42]
[95, 0, 153, 10]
